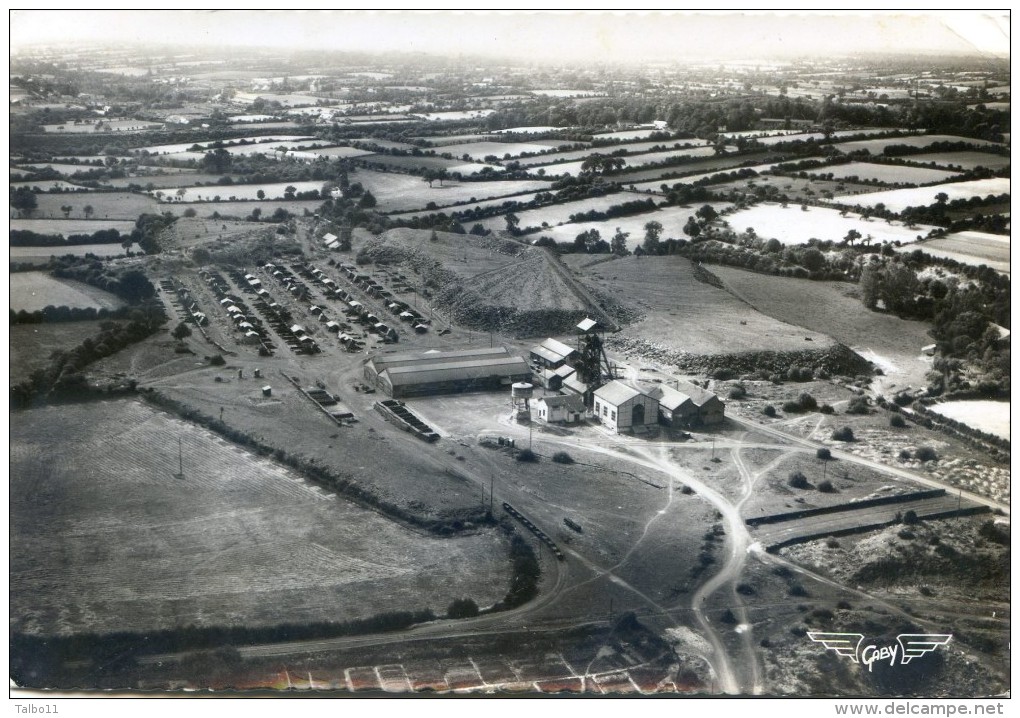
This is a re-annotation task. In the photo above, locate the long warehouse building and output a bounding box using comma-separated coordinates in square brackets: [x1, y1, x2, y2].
[364, 346, 532, 398]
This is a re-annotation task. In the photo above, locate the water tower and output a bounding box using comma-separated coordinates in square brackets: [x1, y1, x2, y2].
[510, 382, 533, 422]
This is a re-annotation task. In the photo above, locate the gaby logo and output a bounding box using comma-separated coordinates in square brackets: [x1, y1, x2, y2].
[807, 633, 952, 672]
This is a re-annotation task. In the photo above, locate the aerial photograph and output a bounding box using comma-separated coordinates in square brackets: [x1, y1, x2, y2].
[8, 9, 1011, 706]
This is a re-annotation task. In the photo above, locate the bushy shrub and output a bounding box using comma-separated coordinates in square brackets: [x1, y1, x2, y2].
[551, 451, 574, 464]
[899, 448, 912, 460]
[831, 426, 855, 442]
[762, 404, 777, 418]
[782, 401, 803, 413]
[817, 480, 836, 493]
[816, 447, 832, 460]
[209, 354, 226, 366]
[890, 414, 907, 428]
[846, 396, 870, 415]
[516, 448, 538, 462]
[788, 471, 810, 489]
[728, 384, 747, 399]
[819, 404, 834, 414]
[446, 598, 479, 619]
[798, 392, 818, 411]
[915, 446, 938, 462]
[720, 609, 738, 624]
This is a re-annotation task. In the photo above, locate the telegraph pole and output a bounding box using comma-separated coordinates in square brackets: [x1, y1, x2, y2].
[490, 475, 494, 515]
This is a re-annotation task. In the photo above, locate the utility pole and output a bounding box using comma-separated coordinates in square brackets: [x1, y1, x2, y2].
[490, 475, 494, 515]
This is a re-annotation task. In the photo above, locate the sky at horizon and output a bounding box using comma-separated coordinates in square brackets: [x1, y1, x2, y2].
[9, 10, 1011, 64]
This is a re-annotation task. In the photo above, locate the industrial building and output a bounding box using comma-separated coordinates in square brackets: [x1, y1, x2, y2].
[648, 382, 725, 428]
[529, 337, 576, 370]
[534, 394, 585, 424]
[364, 346, 531, 398]
[592, 380, 660, 434]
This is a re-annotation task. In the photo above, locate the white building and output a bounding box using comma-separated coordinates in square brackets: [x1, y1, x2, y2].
[535, 394, 585, 424]
[592, 380, 659, 434]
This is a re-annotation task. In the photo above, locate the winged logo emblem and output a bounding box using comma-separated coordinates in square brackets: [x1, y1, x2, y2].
[807, 632, 952, 670]
[807, 632, 865, 663]
[897, 634, 953, 664]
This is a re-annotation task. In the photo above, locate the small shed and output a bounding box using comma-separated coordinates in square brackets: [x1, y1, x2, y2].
[535, 394, 585, 424]
[262, 385, 272, 397]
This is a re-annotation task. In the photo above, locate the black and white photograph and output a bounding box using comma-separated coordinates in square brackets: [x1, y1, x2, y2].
[8, 9, 1011, 707]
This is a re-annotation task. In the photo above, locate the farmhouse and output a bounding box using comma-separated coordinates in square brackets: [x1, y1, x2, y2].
[364, 346, 531, 398]
[534, 393, 585, 424]
[648, 382, 725, 428]
[592, 380, 659, 434]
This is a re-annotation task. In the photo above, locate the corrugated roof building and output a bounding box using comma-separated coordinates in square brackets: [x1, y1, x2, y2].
[364, 346, 531, 398]
[648, 382, 725, 428]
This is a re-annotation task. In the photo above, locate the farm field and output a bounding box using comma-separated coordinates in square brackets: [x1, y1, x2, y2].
[594, 128, 667, 141]
[473, 192, 663, 234]
[412, 110, 496, 121]
[9, 321, 109, 385]
[739, 128, 905, 146]
[581, 255, 832, 356]
[10, 243, 140, 264]
[152, 181, 327, 202]
[14, 163, 113, 176]
[355, 170, 550, 213]
[896, 231, 1010, 274]
[10, 180, 92, 192]
[529, 147, 719, 177]
[10, 271, 127, 312]
[819, 162, 960, 185]
[834, 134, 1002, 154]
[433, 141, 570, 161]
[829, 177, 1010, 213]
[221, 140, 334, 156]
[131, 136, 316, 155]
[179, 199, 322, 219]
[286, 146, 376, 159]
[928, 400, 1010, 441]
[613, 152, 774, 185]
[32, 192, 162, 219]
[10, 218, 137, 236]
[709, 265, 935, 390]
[350, 139, 420, 151]
[629, 161, 791, 192]
[514, 140, 707, 167]
[10, 400, 512, 636]
[526, 202, 733, 250]
[359, 154, 498, 175]
[704, 176, 874, 202]
[385, 191, 544, 220]
[899, 151, 1011, 171]
[102, 173, 232, 189]
[723, 203, 942, 245]
[415, 133, 494, 145]
[42, 120, 163, 133]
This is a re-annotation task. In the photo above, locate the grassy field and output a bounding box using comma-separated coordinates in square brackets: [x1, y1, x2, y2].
[614, 152, 775, 185]
[360, 154, 497, 175]
[10, 244, 140, 264]
[151, 181, 327, 202]
[709, 265, 934, 390]
[896, 231, 1010, 274]
[10, 272, 127, 312]
[181, 199, 322, 218]
[580, 255, 832, 355]
[829, 177, 1011, 213]
[723, 203, 941, 246]
[9, 321, 110, 385]
[10, 180, 92, 193]
[928, 400, 1010, 440]
[10, 399, 512, 636]
[33, 192, 162, 220]
[530, 147, 718, 178]
[514, 140, 709, 168]
[820, 162, 960, 185]
[434, 141, 570, 161]
[356, 169, 550, 213]
[834, 134, 1002, 154]
[131, 136, 316, 155]
[524, 201, 730, 249]
[899, 151, 1011, 171]
[10, 218, 137, 236]
[386, 191, 545, 220]
[102, 172, 230, 189]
